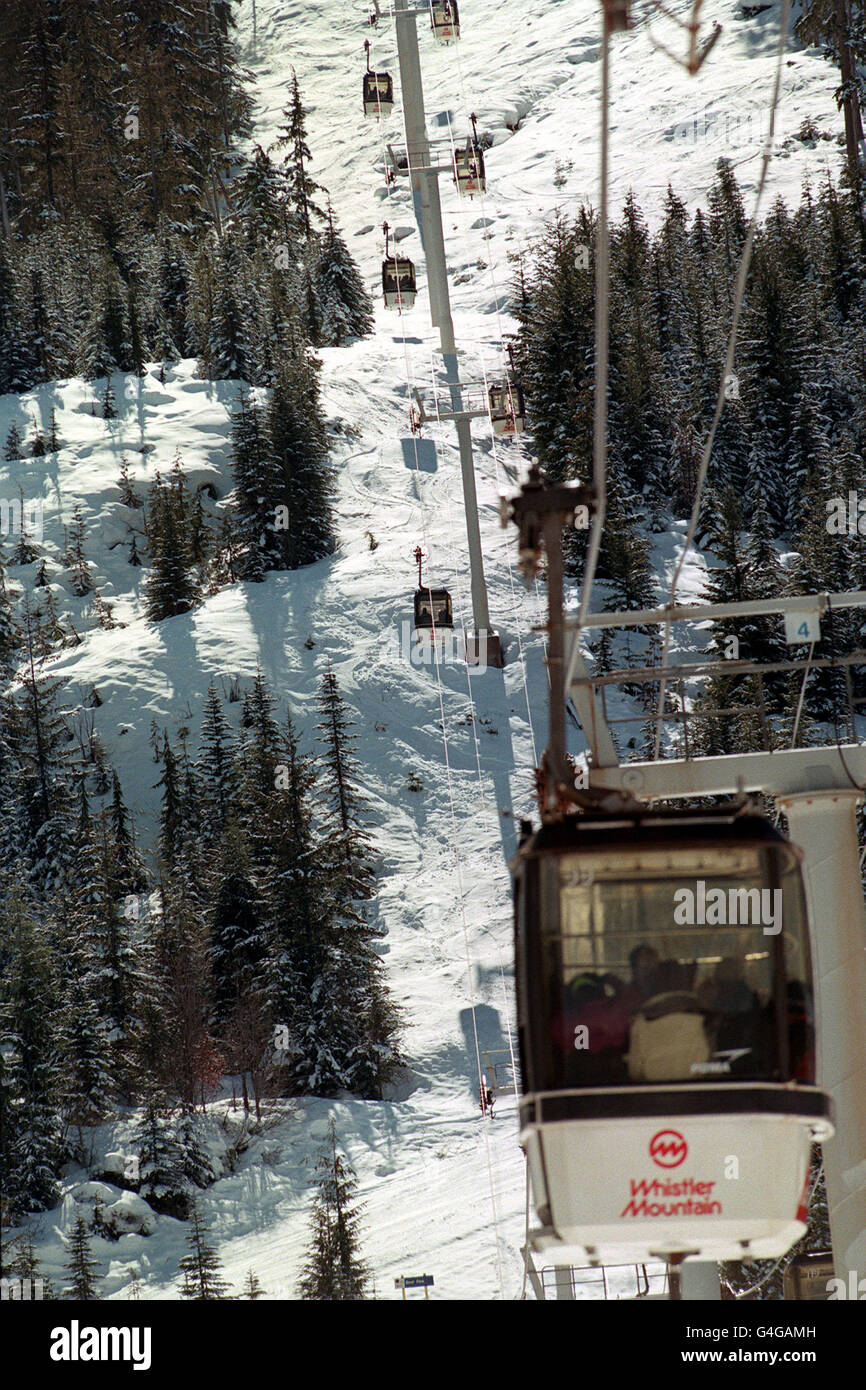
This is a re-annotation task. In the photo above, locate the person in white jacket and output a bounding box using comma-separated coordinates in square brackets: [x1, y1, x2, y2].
[626, 960, 711, 1082]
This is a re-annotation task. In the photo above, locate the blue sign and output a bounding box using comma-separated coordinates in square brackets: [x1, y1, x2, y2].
[397, 1275, 434, 1289]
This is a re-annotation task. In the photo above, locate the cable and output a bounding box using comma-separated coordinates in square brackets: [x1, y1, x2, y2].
[650, 0, 793, 760]
[576, 18, 611, 632]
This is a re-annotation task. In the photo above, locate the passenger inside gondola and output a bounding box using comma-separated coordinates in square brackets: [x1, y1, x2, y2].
[555, 944, 661, 1085]
[626, 959, 711, 1082]
[697, 955, 761, 1067]
[554, 969, 631, 1084]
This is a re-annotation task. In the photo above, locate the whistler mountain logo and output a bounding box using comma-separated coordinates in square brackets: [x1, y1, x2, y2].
[49, 1321, 151, 1372]
[673, 880, 782, 935]
[649, 1129, 688, 1168]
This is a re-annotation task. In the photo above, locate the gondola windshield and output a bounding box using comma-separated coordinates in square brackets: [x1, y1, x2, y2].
[383, 259, 414, 288]
[365, 74, 391, 98]
[527, 840, 814, 1093]
[414, 587, 452, 628]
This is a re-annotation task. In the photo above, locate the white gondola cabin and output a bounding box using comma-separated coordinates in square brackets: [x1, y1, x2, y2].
[431, 0, 460, 43]
[414, 586, 453, 630]
[382, 255, 416, 310]
[363, 71, 394, 119]
[513, 808, 833, 1264]
[454, 143, 486, 197]
[489, 381, 525, 437]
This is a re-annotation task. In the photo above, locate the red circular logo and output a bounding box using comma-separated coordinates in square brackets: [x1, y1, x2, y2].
[649, 1129, 688, 1168]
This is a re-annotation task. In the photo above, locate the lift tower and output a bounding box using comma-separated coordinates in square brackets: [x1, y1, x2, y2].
[392, 0, 503, 668]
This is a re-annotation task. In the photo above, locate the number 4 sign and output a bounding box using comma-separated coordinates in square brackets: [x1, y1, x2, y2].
[784, 609, 821, 645]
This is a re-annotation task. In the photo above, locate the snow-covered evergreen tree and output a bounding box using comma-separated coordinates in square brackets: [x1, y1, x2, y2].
[143, 466, 202, 622]
[178, 1201, 230, 1299]
[272, 72, 325, 242]
[298, 1121, 369, 1300]
[316, 208, 374, 345]
[0, 889, 63, 1215]
[63, 1215, 102, 1300]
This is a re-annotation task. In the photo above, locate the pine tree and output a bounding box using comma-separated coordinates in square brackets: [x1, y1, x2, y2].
[143, 467, 201, 622]
[79, 263, 132, 378]
[0, 244, 31, 393]
[157, 235, 192, 358]
[63, 1216, 102, 1300]
[4, 421, 23, 460]
[118, 459, 141, 509]
[234, 144, 289, 249]
[228, 390, 284, 577]
[63, 505, 94, 596]
[316, 207, 374, 345]
[316, 668, 376, 900]
[209, 821, 267, 1027]
[207, 238, 251, 381]
[266, 354, 335, 569]
[6, 1231, 54, 1299]
[272, 72, 325, 241]
[0, 545, 20, 672]
[298, 1121, 369, 1300]
[102, 377, 117, 420]
[0, 889, 63, 1215]
[178, 1201, 230, 1299]
[175, 1112, 218, 1191]
[708, 158, 747, 280]
[155, 734, 184, 869]
[9, 616, 76, 890]
[56, 929, 116, 1128]
[133, 1089, 190, 1219]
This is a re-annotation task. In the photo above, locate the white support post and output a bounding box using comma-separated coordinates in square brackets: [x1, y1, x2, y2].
[393, 0, 502, 667]
[777, 789, 866, 1284]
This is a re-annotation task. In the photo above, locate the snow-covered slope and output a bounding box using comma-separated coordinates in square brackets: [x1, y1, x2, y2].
[1, 0, 847, 1299]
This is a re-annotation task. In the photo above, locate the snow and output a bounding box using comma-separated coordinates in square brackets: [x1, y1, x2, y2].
[0, 0, 847, 1299]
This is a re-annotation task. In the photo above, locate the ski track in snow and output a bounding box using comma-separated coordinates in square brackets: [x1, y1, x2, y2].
[0, 0, 845, 1298]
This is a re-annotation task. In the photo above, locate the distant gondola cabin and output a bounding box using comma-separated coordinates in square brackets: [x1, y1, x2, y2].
[454, 144, 485, 197]
[431, 0, 460, 43]
[414, 587, 453, 630]
[489, 382, 525, 437]
[382, 255, 417, 310]
[363, 71, 394, 119]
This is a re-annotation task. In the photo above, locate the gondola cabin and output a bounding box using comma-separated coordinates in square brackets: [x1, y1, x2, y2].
[382, 255, 417, 310]
[454, 144, 486, 197]
[363, 71, 394, 119]
[414, 586, 453, 630]
[513, 808, 833, 1264]
[489, 382, 525, 437]
[431, 0, 460, 43]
